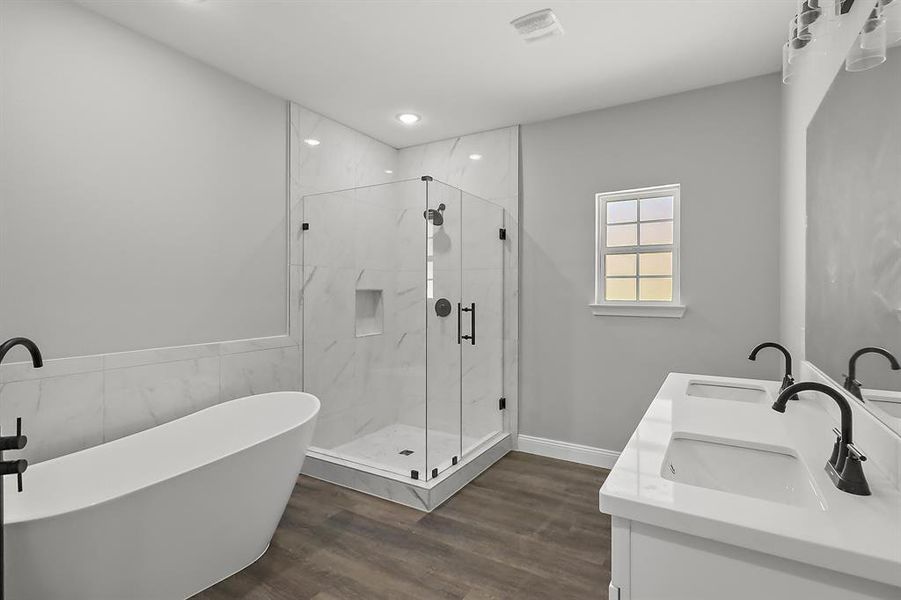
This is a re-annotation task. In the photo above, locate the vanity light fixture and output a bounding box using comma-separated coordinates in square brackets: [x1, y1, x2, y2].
[384, 169, 394, 174]
[468, 154, 483, 161]
[303, 138, 321, 147]
[781, 0, 895, 82]
[396, 113, 421, 125]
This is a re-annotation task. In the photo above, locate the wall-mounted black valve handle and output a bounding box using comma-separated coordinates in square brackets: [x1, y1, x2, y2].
[0, 418, 27, 452]
[0, 459, 27, 493]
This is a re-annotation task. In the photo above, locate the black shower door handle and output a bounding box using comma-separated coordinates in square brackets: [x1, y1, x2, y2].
[461, 302, 475, 345]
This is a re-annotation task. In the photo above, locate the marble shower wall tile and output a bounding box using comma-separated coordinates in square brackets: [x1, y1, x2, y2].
[290, 103, 398, 201]
[220, 346, 302, 402]
[398, 126, 518, 217]
[103, 357, 221, 442]
[0, 372, 104, 464]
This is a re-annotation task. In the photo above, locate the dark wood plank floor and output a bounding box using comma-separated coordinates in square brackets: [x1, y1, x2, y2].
[195, 452, 611, 600]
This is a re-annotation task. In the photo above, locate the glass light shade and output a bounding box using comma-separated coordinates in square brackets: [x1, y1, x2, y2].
[796, 1, 823, 40]
[846, 30, 887, 72]
[783, 42, 796, 84]
[883, 0, 901, 43]
[860, 9, 886, 50]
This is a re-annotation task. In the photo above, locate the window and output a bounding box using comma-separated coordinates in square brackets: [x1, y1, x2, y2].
[592, 184, 685, 317]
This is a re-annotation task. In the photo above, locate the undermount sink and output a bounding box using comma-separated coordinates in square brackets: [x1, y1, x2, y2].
[686, 381, 767, 404]
[661, 436, 825, 509]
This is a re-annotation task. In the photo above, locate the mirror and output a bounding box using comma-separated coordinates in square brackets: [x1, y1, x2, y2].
[807, 45, 901, 436]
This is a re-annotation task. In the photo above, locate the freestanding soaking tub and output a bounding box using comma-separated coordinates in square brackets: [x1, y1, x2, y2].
[4, 391, 320, 600]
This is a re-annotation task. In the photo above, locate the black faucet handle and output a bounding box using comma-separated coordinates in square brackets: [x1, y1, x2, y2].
[838, 443, 871, 496]
[846, 443, 867, 462]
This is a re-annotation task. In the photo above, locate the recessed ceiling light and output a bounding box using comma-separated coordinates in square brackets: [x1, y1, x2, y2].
[396, 113, 421, 125]
[469, 154, 483, 161]
[510, 8, 564, 43]
[303, 138, 321, 146]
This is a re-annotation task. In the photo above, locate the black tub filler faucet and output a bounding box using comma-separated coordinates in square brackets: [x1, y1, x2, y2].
[0, 337, 43, 600]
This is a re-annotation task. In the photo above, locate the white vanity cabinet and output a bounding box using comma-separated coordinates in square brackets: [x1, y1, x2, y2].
[601, 373, 901, 600]
[608, 517, 900, 600]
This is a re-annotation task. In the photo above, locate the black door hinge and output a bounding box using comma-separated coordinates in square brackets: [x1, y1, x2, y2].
[302, 222, 309, 231]
[499, 228, 507, 240]
[452, 456, 458, 465]
[411, 470, 419, 480]
[431, 468, 439, 478]
[499, 397, 507, 410]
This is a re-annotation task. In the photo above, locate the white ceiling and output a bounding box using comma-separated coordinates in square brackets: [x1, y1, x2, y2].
[76, 0, 796, 148]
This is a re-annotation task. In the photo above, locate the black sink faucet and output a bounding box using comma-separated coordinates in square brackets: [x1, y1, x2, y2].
[774, 381, 870, 496]
[0, 337, 42, 600]
[748, 342, 798, 400]
[843, 346, 901, 401]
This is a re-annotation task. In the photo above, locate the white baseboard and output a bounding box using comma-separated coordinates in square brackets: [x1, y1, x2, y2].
[516, 434, 620, 469]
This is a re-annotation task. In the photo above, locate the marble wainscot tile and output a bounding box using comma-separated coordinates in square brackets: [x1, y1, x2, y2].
[219, 346, 301, 402]
[0, 354, 103, 383]
[103, 342, 219, 370]
[0, 372, 104, 464]
[103, 357, 220, 442]
[218, 336, 296, 356]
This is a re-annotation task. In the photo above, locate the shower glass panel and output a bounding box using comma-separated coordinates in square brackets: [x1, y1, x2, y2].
[302, 179, 427, 479]
[425, 180, 463, 479]
[302, 177, 505, 483]
[461, 193, 505, 458]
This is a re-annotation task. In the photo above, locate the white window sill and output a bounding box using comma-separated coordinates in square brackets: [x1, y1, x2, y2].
[589, 303, 686, 318]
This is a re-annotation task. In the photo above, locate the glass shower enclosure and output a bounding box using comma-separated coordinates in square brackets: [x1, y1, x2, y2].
[302, 177, 506, 482]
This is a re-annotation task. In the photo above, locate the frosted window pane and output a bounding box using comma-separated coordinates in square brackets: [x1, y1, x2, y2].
[427, 261, 433, 278]
[639, 252, 672, 276]
[640, 196, 673, 221]
[606, 278, 636, 301]
[639, 221, 673, 245]
[606, 253, 636, 276]
[607, 224, 637, 247]
[607, 200, 637, 224]
[639, 278, 673, 301]
[427, 238, 433, 257]
[426, 279, 433, 299]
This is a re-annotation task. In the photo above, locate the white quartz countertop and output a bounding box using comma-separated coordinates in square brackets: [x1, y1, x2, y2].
[599, 372, 901, 588]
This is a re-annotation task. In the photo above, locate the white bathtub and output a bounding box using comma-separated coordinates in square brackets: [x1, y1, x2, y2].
[4, 391, 320, 600]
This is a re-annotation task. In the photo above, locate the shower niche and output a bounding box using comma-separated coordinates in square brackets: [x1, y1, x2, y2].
[299, 176, 512, 510]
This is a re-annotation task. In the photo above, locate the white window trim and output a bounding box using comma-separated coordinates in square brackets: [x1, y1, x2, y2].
[590, 183, 685, 318]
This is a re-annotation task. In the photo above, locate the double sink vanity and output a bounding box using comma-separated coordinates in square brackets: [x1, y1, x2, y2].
[600, 371, 901, 600]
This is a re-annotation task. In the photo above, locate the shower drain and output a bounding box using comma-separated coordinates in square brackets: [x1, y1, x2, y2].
[399, 449, 414, 456]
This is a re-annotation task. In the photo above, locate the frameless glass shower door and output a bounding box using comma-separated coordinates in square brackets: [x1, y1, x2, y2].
[461, 193, 505, 459]
[303, 179, 428, 479]
[303, 177, 505, 483]
[425, 179, 463, 479]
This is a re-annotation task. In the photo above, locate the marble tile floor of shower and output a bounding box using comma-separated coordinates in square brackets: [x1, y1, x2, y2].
[319, 423, 497, 479]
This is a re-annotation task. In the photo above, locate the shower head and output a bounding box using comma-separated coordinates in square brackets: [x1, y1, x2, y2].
[424, 203, 446, 226]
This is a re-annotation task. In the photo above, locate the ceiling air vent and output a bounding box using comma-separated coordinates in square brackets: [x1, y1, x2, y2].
[510, 8, 564, 44]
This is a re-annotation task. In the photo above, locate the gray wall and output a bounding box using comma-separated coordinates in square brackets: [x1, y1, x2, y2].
[520, 74, 782, 451]
[807, 47, 901, 393]
[0, 0, 288, 359]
